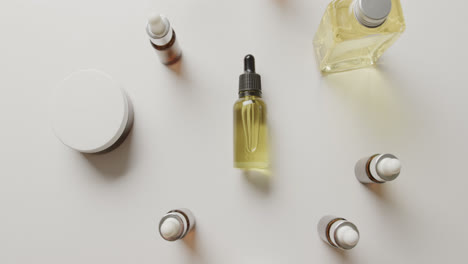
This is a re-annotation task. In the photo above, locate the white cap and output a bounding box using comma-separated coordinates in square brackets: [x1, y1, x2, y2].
[51, 69, 131, 153]
[354, 0, 392, 28]
[160, 217, 182, 240]
[377, 158, 401, 178]
[336, 226, 360, 248]
[147, 13, 168, 36]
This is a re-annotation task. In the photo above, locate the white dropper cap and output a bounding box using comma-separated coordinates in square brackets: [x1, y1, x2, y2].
[336, 226, 360, 248]
[377, 158, 401, 178]
[148, 13, 168, 36]
[160, 217, 182, 240]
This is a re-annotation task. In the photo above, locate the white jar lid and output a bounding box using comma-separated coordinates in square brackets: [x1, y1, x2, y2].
[51, 69, 132, 153]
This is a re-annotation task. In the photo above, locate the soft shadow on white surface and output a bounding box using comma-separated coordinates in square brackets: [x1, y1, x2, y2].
[272, 0, 289, 7]
[362, 182, 387, 199]
[243, 169, 272, 194]
[167, 58, 185, 76]
[321, 241, 356, 264]
[357, 180, 409, 222]
[82, 129, 134, 180]
[357, 179, 405, 210]
[182, 229, 198, 252]
[323, 67, 412, 140]
[359, 182, 410, 225]
[357, 180, 414, 242]
[179, 227, 212, 264]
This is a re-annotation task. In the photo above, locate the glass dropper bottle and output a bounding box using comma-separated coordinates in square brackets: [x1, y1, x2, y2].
[233, 55, 269, 170]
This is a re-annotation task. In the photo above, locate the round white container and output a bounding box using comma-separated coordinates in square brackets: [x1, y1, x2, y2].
[51, 69, 134, 153]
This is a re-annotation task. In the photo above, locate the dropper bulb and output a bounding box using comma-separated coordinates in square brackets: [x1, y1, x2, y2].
[244, 54, 256, 73]
[148, 13, 167, 36]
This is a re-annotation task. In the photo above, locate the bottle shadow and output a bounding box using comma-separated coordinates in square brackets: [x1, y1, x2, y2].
[360, 182, 387, 199]
[243, 169, 272, 194]
[182, 229, 198, 252]
[322, 67, 414, 141]
[357, 181, 403, 215]
[272, 0, 289, 7]
[167, 56, 184, 76]
[180, 229, 211, 264]
[322, 242, 356, 264]
[358, 181, 401, 209]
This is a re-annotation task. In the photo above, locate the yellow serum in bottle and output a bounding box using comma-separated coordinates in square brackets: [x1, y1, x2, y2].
[233, 55, 269, 170]
[313, 0, 406, 73]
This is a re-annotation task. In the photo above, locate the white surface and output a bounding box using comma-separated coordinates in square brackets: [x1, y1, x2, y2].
[160, 217, 182, 240]
[377, 157, 401, 178]
[51, 69, 130, 153]
[336, 226, 359, 248]
[1, 0, 468, 263]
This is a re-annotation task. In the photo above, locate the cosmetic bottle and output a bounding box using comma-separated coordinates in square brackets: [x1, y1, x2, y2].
[158, 208, 195, 242]
[318, 215, 360, 250]
[146, 13, 182, 65]
[51, 69, 134, 154]
[233, 55, 269, 170]
[313, 0, 406, 73]
[355, 153, 401, 184]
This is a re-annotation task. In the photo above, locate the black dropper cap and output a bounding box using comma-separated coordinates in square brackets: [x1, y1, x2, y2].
[239, 54, 262, 97]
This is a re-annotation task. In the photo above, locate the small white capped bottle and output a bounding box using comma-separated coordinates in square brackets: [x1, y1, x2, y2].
[318, 215, 360, 250]
[158, 208, 195, 242]
[355, 153, 402, 184]
[146, 13, 182, 65]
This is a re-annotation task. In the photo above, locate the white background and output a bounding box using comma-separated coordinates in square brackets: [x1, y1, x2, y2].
[1, 0, 467, 263]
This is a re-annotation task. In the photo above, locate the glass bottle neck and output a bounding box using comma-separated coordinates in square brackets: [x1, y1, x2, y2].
[239, 90, 262, 98]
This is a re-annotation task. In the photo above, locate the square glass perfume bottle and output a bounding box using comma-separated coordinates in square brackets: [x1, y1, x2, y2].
[313, 0, 405, 73]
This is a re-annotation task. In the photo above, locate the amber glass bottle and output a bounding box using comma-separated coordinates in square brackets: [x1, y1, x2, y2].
[233, 55, 269, 169]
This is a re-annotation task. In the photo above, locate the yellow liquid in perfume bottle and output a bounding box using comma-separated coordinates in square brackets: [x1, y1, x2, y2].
[233, 96, 269, 169]
[314, 0, 405, 73]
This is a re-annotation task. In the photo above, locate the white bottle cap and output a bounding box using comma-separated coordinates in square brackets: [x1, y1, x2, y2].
[51, 69, 132, 153]
[160, 217, 182, 240]
[377, 158, 401, 178]
[336, 226, 360, 248]
[148, 13, 168, 36]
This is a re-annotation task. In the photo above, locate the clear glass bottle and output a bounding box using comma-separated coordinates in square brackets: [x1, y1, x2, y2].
[233, 55, 269, 170]
[313, 0, 406, 73]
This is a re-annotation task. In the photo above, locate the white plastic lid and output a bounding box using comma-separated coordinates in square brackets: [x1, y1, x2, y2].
[51, 69, 130, 153]
[160, 217, 182, 240]
[148, 13, 168, 36]
[377, 158, 401, 178]
[336, 225, 360, 248]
